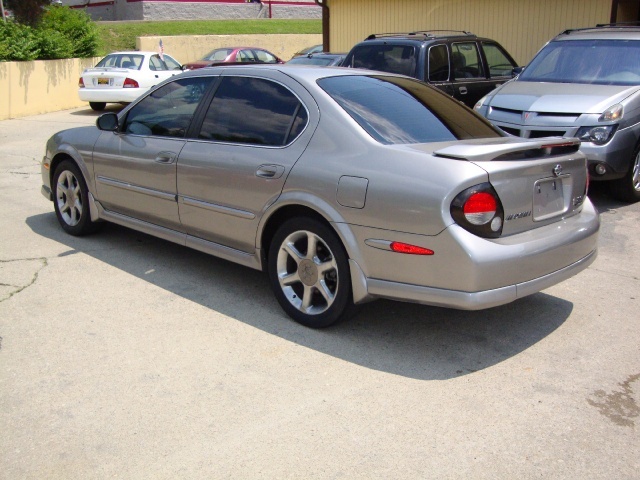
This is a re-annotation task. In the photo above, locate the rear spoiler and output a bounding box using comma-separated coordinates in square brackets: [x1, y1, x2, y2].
[433, 137, 581, 162]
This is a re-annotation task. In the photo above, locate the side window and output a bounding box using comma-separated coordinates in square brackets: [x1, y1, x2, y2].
[254, 50, 278, 63]
[237, 50, 256, 63]
[148, 54, 180, 71]
[122, 77, 214, 137]
[482, 42, 516, 77]
[427, 44, 449, 82]
[451, 42, 484, 79]
[198, 76, 307, 146]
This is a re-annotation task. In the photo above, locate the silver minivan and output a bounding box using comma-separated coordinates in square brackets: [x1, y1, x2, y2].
[475, 24, 640, 203]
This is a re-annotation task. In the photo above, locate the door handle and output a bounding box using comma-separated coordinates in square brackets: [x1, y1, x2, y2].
[256, 164, 285, 179]
[155, 151, 177, 164]
[459, 86, 468, 94]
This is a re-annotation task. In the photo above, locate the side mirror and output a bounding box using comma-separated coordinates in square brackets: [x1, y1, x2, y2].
[512, 66, 525, 77]
[97, 112, 119, 132]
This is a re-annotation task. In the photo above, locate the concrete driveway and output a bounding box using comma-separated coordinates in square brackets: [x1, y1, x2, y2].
[1, 107, 638, 479]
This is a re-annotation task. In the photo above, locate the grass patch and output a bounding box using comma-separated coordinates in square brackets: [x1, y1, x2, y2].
[97, 19, 321, 54]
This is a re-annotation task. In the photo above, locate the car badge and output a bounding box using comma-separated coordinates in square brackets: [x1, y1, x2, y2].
[553, 164, 563, 177]
[522, 111, 534, 122]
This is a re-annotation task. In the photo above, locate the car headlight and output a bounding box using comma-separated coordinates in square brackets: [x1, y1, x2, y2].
[599, 104, 623, 122]
[576, 125, 618, 145]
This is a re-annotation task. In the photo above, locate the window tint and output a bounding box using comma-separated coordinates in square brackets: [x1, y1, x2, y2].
[451, 42, 484, 79]
[349, 45, 417, 77]
[198, 76, 307, 146]
[482, 42, 516, 77]
[123, 77, 214, 137]
[428, 44, 449, 82]
[318, 75, 501, 144]
[519, 39, 640, 86]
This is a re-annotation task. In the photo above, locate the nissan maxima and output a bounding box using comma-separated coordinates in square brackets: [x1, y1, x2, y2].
[42, 66, 599, 328]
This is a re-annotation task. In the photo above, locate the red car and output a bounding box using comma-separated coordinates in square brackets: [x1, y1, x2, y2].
[182, 47, 284, 70]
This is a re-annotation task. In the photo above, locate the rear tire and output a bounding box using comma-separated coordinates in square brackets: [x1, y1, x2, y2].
[610, 142, 640, 203]
[89, 102, 106, 111]
[52, 160, 101, 236]
[268, 217, 359, 328]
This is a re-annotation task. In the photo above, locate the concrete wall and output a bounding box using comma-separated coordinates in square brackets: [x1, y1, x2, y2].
[0, 34, 321, 120]
[0, 58, 99, 121]
[137, 34, 322, 64]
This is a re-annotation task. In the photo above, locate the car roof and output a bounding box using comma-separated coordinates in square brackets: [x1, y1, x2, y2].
[360, 30, 480, 43]
[554, 24, 640, 41]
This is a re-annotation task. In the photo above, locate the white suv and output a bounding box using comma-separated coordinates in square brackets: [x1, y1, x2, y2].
[475, 24, 640, 203]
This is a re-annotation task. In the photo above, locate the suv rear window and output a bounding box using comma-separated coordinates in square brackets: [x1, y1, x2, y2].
[519, 39, 640, 86]
[347, 45, 417, 77]
[318, 75, 501, 144]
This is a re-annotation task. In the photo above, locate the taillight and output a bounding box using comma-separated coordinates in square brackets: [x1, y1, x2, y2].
[123, 77, 139, 88]
[451, 183, 504, 238]
[78, 77, 85, 88]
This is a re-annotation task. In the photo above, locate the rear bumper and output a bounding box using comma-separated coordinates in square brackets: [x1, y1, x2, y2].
[347, 199, 599, 309]
[78, 87, 146, 104]
[363, 248, 596, 310]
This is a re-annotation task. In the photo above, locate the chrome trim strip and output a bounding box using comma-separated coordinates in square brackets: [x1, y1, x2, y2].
[96, 176, 177, 201]
[180, 196, 256, 220]
[364, 239, 393, 251]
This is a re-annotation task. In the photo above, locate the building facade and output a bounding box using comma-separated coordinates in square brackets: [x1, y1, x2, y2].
[323, 0, 640, 63]
[61, 0, 320, 21]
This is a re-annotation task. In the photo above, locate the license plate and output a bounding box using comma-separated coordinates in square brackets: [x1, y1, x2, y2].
[533, 177, 567, 221]
[97, 77, 111, 85]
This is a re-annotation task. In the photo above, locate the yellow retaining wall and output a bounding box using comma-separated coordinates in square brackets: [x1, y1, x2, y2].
[0, 34, 321, 121]
[0, 57, 99, 121]
[137, 34, 322, 65]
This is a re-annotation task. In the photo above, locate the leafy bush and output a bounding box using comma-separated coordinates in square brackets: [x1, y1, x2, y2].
[0, 6, 99, 61]
[39, 6, 99, 58]
[0, 22, 41, 61]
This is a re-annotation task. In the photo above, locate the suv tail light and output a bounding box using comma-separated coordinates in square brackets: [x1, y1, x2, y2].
[78, 77, 85, 88]
[123, 77, 139, 88]
[451, 183, 504, 238]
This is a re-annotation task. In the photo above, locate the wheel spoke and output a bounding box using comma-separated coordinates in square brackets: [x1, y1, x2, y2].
[301, 285, 314, 311]
[306, 233, 318, 260]
[283, 241, 305, 262]
[317, 278, 335, 303]
[280, 270, 301, 287]
[317, 257, 337, 276]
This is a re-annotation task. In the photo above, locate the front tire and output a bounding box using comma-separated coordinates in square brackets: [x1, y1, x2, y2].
[89, 102, 106, 111]
[268, 218, 358, 328]
[610, 142, 640, 203]
[52, 160, 100, 236]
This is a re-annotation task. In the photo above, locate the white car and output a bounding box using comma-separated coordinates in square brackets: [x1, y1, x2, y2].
[78, 51, 182, 111]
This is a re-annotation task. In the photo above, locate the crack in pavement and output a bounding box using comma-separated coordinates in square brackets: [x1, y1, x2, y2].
[0, 257, 49, 302]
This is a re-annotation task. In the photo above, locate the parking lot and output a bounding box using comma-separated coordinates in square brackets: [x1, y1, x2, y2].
[1, 107, 638, 478]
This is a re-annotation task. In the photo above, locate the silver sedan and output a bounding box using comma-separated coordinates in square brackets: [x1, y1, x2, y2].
[41, 66, 599, 328]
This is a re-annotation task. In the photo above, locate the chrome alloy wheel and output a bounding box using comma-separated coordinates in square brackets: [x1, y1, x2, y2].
[276, 230, 339, 315]
[56, 169, 83, 227]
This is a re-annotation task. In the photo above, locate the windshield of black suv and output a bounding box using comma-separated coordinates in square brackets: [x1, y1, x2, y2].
[519, 39, 640, 86]
[318, 75, 502, 144]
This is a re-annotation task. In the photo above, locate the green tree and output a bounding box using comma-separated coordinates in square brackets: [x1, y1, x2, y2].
[5, 0, 50, 27]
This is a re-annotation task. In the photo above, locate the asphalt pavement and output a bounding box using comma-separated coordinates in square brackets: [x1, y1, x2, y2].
[1, 107, 638, 479]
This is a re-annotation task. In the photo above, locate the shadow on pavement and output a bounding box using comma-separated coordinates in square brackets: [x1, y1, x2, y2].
[70, 104, 125, 117]
[26, 211, 573, 381]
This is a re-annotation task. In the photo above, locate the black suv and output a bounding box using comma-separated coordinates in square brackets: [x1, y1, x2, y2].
[342, 31, 519, 107]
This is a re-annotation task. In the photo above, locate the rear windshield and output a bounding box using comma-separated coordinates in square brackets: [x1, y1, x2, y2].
[346, 45, 418, 77]
[96, 54, 144, 70]
[519, 39, 640, 86]
[317, 75, 502, 144]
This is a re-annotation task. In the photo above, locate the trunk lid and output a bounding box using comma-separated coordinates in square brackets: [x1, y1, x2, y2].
[433, 137, 588, 236]
[82, 67, 133, 89]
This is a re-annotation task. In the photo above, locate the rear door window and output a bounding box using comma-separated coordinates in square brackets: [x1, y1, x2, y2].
[427, 44, 450, 81]
[348, 45, 417, 77]
[197, 76, 307, 146]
